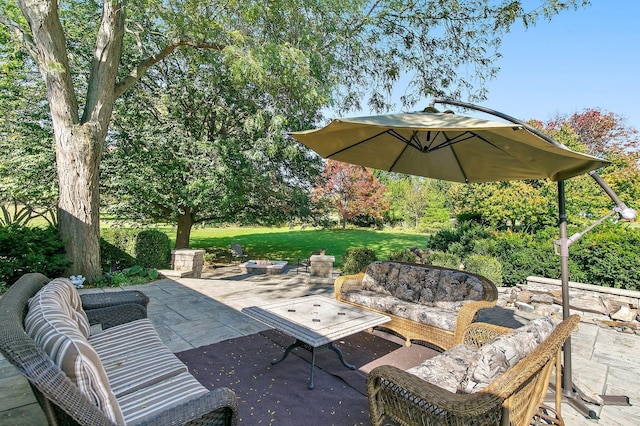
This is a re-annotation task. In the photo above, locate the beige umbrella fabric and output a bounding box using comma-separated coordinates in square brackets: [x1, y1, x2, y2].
[290, 110, 608, 183]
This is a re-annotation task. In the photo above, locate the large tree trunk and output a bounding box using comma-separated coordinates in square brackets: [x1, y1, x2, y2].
[16, 0, 124, 281]
[175, 208, 194, 249]
[56, 125, 102, 279]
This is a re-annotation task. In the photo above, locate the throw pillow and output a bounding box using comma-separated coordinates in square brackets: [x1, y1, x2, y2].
[458, 316, 557, 394]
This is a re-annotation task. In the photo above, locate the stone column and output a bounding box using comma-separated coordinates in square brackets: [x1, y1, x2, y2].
[308, 254, 335, 285]
[171, 249, 206, 278]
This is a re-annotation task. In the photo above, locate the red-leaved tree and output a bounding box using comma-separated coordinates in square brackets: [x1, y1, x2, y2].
[547, 108, 639, 155]
[312, 160, 389, 229]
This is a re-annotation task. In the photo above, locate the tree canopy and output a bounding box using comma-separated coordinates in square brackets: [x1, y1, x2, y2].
[449, 109, 640, 233]
[0, 0, 590, 279]
[312, 160, 389, 228]
[102, 47, 323, 248]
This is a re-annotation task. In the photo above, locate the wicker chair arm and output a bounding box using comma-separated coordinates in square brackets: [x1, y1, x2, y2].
[85, 303, 148, 329]
[333, 272, 364, 299]
[136, 387, 238, 426]
[453, 301, 499, 345]
[367, 365, 503, 425]
[461, 322, 512, 347]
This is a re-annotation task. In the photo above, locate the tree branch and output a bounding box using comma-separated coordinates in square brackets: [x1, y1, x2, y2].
[0, 9, 40, 62]
[16, 0, 80, 125]
[114, 39, 225, 99]
[81, 0, 125, 136]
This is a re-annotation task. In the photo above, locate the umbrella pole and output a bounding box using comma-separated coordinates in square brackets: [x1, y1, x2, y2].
[557, 181, 632, 416]
[429, 98, 633, 416]
[557, 182, 599, 419]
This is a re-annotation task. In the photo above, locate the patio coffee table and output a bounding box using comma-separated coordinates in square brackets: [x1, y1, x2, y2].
[242, 295, 390, 389]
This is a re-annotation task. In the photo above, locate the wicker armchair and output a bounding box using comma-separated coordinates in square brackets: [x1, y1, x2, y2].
[367, 315, 580, 426]
[0, 273, 238, 426]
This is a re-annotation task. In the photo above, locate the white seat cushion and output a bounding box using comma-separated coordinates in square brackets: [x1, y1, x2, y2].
[90, 319, 188, 397]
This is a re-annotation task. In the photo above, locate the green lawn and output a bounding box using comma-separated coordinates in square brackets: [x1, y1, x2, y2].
[158, 226, 430, 266]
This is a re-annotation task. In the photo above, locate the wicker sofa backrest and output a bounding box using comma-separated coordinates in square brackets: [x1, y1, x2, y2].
[0, 273, 118, 426]
[361, 261, 488, 305]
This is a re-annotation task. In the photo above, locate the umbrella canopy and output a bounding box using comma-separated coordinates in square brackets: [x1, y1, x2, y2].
[290, 110, 608, 183]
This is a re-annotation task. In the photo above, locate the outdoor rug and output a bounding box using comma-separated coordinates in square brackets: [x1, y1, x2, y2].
[176, 329, 438, 425]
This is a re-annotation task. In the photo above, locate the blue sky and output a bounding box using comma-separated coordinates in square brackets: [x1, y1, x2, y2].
[479, 0, 640, 129]
[389, 1, 640, 130]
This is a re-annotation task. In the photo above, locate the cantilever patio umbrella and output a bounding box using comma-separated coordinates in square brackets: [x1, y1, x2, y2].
[289, 107, 607, 183]
[290, 99, 635, 418]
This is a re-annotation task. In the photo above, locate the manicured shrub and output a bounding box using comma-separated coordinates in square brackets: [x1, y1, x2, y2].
[387, 248, 418, 263]
[134, 230, 171, 269]
[571, 224, 640, 290]
[101, 227, 170, 271]
[464, 253, 503, 287]
[341, 247, 378, 274]
[100, 230, 137, 271]
[427, 221, 493, 257]
[488, 230, 560, 287]
[0, 224, 69, 288]
[425, 251, 461, 269]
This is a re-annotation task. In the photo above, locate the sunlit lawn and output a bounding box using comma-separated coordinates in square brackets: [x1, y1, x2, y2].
[157, 226, 431, 266]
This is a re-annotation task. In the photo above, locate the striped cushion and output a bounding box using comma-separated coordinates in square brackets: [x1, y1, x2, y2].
[39, 278, 91, 337]
[90, 319, 188, 396]
[25, 283, 125, 425]
[118, 372, 209, 424]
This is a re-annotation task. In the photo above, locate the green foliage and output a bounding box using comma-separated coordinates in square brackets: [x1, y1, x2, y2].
[100, 265, 159, 287]
[464, 254, 503, 287]
[0, 24, 57, 227]
[571, 224, 640, 290]
[0, 225, 69, 288]
[425, 251, 461, 269]
[341, 248, 378, 275]
[134, 230, 171, 269]
[489, 230, 560, 286]
[100, 228, 170, 270]
[426, 221, 559, 286]
[427, 221, 493, 257]
[100, 229, 137, 270]
[387, 249, 418, 263]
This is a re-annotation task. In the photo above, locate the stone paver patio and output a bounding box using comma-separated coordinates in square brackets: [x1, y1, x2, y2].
[1, 266, 639, 425]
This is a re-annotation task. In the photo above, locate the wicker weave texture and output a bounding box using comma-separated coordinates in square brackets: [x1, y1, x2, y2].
[334, 263, 499, 350]
[366, 315, 580, 426]
[0, 273, 239, 426]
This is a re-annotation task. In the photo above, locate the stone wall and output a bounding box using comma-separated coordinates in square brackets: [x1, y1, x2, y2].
[498, 276, 640, 334]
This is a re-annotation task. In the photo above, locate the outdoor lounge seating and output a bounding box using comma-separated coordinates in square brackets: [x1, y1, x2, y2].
[335, 261, 499, 349]
[0, 273, 238, 426]
[230, 243, 248, 264]
[367, 314, 579, 426]
[296, 249, 325, 273]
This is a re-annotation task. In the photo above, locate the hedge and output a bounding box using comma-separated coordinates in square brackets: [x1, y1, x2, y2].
[0, 224, 69, 288]
[101, 228, 171, 271]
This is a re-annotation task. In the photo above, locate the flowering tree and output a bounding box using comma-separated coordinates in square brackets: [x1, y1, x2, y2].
[313, 160, 389, 229]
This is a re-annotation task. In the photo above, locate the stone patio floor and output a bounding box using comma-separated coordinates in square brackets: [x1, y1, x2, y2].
[1, 265, 639, 425]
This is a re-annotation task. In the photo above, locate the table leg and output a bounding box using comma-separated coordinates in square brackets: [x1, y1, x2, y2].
[271, 340, 305, 365]
[271, 339, 356, 390]
[329, 342, 356, 370]
[309, 348, 316, 390]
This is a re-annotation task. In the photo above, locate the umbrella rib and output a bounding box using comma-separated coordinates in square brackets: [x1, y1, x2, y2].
[388, 143, 411, 173]
[449, 144, 469, 184]
[326, 129, 411, 158]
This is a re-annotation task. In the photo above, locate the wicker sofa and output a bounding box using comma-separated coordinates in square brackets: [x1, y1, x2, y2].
[367, 314, 579, 426]
[335, 262, 498, 349]
[0, 273, 238, 426]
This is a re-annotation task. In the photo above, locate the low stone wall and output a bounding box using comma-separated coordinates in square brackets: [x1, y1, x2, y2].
[498, 276, 640, 335]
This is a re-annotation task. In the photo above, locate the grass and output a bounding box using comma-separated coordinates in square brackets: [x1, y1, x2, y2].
[157, 226, 431, 266]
